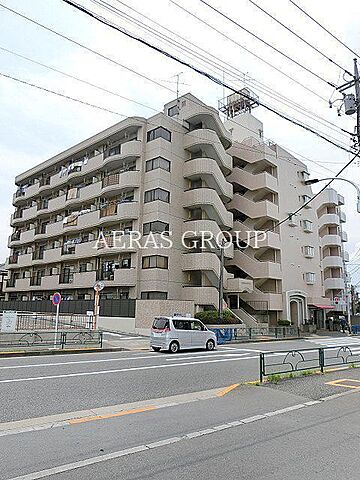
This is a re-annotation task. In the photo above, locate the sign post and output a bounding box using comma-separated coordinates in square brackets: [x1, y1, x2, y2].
[93, 281, 105, 330]
[51, 292, 62, 348]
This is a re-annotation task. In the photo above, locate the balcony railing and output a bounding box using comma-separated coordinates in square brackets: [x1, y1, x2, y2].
[15, 189, 26, 199]
[102, 174, 120, 188]
[100, 203, 117, 218]
[39, 177, 51, 187]
[13, 210, 23, 219]
[11, 231, 21, 242]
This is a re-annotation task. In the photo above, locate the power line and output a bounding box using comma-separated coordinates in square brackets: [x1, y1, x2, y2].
[247, 0, 352, 76]
[169, 0, 328, 104]
[0, 2, 175, 94]
[289, 0, 360, 59]
[0, 45, 158, 113]
[61, 0, 355, 155]
[198, 0, 337, 88]
[96, 0, 351, 142]
[0, 71, 126, 116]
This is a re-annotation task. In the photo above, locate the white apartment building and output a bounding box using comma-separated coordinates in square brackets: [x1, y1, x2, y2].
[5, 93, 348, 329]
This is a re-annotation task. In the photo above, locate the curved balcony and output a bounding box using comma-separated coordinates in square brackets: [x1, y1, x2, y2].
[228, 169, 278, 193]
[12, 183, 39, 205]
[102, 171, 140, 197]
[182, 252, 232, 287]
[184, 158, 233, 201]
[228, 250, 282, 280]
[16, 253, 33, 268]
[181, 102, 232, 149]
[339, 210, 346, 223]
[5, 277, 31, 292]
[181, 286, 219, 307]
[19, 229, 35, 244]
[183, 188, 233, 229]
[322, 255, 344, 270]
[228, 139, 277, 166]
[50, 153, 104, 190]
[343, 251, 349, 262]
[183, 129, 232, 173]
[324, 277, 345, 291]
[320, 234, 341, 247]
[103, 140, 142, 170]
[229, 194, 279, 220]
[318, 188, 339, 207]
[233, 220, 281, 250]
[318, 213, 340, 229]
[183, 219, 234, 259]
[341, 230, 348, 242]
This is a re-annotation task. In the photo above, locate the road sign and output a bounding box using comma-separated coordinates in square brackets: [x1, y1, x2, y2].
[93, 281, 105, 292]
[52, 292, 62, 306]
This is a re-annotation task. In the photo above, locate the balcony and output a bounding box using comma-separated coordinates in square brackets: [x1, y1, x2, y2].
[343, 251, 349, 262]
[102, 171, 140, 196]
[339, 210, 346, 223]
[324, 277, 345, 290]
[103, 140, 142, 169]
[318, 213, 339, 229]
[22, 205, 37, 222]
[114, 268, 137, 286]
[8, 254, 18, 265]
[183, 158, 233, 201]
[228, 169, 278, 193]
[322, 255, 343, 270]
[20, 229, 35, 244]
[183, 129, 232, 172]
[17, 253, 33, 268]
[183, 188, 233, 229]
[241, 291, 283, 311]
[320, 234, 341, 247]
[50, 153, 104, 189]
[181, 286, 219, 307]
[182, 252, 232, 287]
[229, 194, 279, 220]
[71, 271, 97, 288]
[228, 139, 277, 166]
[229, 250, 282, 280]
[43, 247, 62, 263]
[338, 193, 345, 205]
[319, 188, 339, 206]
[5, 277, 31, 291]
[226, 278, 254, 293]
[233, 221, 281, 250]
[341, 230, 348, 242]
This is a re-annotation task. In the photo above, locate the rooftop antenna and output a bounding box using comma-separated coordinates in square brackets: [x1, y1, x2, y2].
[162, 72, 189, 101]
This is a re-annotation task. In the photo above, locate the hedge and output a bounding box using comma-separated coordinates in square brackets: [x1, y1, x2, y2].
[194, 309, 239, 325]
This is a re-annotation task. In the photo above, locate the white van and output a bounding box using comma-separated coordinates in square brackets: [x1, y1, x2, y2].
[150, 316, 217, 353]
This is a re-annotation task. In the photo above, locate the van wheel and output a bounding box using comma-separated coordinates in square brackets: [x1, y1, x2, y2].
[206, 339, 215, 351]
[169, 341, 180, 353]
[151, 347, 161, 352]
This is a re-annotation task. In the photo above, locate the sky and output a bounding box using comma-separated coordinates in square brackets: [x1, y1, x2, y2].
[0, 0, 360, 282]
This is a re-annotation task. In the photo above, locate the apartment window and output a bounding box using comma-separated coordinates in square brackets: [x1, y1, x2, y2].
[298, 170, 310, 181]
[79, 263, 88, 273]
[303, 246, 315, 258]
[167, 105, 179, 117]
[300, 194, 312, 208]
[304, 272, 316, 284]
[190, 179, 202, 189]
[141, 291, 168, 300]
[147, 127, 171, 143]
[144, 188, 170, 204]
[302, 220, 313, 232]
[142, 255, 168, 269]
[189, 208, 203, 220]
[145, 157, 171, 173]
[288, 214, 297, 227]
[143, 221, 169, 235]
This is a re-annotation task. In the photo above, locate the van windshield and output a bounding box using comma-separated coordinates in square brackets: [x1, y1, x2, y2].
[152, 318, 169, 329]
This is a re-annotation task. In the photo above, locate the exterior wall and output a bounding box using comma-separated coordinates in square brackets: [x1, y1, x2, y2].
[135, 299, 195, 331]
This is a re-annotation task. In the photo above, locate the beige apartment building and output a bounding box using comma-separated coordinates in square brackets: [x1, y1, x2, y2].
[5, 93, 348, 328]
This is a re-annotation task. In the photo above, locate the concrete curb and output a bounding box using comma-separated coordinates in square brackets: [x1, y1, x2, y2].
[0, 347, 128, 358]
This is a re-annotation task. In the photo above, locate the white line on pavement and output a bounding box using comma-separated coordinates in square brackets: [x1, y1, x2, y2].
[5, 399, 323, 480]
[0, 356, 259, 384]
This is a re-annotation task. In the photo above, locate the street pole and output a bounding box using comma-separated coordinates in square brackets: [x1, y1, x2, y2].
[93, 289, 100, 330]
[218, 240, 225, 324]
[54, 302, 59, 348]
[354, 58, 360, 146]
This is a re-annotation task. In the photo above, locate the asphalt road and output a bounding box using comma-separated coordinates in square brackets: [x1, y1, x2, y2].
[1, 335, 360, 480]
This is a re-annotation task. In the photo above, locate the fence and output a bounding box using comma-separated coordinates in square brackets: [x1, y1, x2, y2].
[0, 330, 103, 349]
[209, 326, 300, 344]
[259, 345, 360, 382]
[0, 312, 93, 331]
[0, 299, 135, 317]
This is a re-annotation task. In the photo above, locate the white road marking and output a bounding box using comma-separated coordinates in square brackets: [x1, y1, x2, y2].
[0, 355, 259, 384]
[166, 353, 251, 361]
[5, 400, 322, 480]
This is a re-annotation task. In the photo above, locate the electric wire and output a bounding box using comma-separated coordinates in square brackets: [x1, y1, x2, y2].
[198, 0, 337, 87]
[247, 0, 352, 76]
[61, 0, 355, 156]
[289, 0, 360, 60]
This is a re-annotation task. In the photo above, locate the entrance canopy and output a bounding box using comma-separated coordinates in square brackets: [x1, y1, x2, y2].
[309, 304, 335, 310]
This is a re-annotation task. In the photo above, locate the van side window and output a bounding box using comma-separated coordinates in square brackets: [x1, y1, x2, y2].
[190, 321, 204, 331]
[173, 320, 191, 330]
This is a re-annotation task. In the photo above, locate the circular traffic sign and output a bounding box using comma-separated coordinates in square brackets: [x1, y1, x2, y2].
[52, 292, 62, 306]
[93, 281, 105, 292]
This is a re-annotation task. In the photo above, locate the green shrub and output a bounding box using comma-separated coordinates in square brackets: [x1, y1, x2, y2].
[278, 319, 291, 326]
[194, 309, 237, 325]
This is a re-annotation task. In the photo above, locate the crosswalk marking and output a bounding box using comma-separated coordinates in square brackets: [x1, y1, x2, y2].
[305, 337, 360, 348]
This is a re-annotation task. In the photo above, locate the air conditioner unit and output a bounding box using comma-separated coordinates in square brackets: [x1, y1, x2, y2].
[24, 271, 31, 278]
[88, 233, 95, 241]
[54, 240, 61, 248]
[86, 262, 93, 271]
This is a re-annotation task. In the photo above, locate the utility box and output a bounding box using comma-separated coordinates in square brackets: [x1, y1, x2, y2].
[344, 94, 356, 115]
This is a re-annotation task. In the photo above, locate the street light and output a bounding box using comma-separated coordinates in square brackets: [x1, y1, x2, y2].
[304, 177, 360, 213]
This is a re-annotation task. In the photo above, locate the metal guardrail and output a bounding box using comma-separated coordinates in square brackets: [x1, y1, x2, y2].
[259, 345, 360, 382]
[209, 326, 300, 344]
[0, 312, 92, 331]
[0, 330, 103, 349]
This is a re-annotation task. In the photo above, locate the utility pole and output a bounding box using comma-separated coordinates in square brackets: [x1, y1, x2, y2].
[354, 58, 360, 146]
[218, 240, 225, 325]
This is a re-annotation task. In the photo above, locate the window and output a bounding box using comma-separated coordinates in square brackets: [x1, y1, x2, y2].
[147, 127, 171, 142]
[143, 221, 169, 235]
[298, 170, 310, 181]
[144, 188, 170, 204]
[190, 320, 205, 331]
[152, 317, 170, 329]
[190, 179, 202, 189]
[189, 208, 202, 220]
[167, 105, 179, 117]
[79, 263, 88, 273]
[145, 157, 171, 173]
[304, 272, 316, 284]
[300, 194, 312, 208]
[303, 220, 313, 233]
[303, 246, 315, 258]
[142, 255, 168, 269]
[173, 319, 191, 330]
[141, 291, 168, 300]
